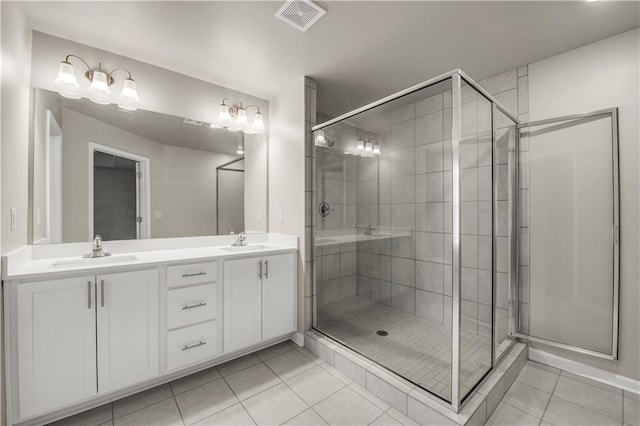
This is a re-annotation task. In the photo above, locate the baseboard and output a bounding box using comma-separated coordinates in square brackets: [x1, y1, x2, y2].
[290, 331, 304, 347]
[529, 347, 640, 395]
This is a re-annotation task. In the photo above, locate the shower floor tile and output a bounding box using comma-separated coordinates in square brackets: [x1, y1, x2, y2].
[316, 296, 491, 401]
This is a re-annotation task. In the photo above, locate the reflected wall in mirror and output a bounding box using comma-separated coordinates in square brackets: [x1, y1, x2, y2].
[32, 88, 267, 244]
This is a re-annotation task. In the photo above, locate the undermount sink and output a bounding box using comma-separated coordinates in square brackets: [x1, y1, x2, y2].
[52, 255, 138, 269]
[220, 244, 267, 253]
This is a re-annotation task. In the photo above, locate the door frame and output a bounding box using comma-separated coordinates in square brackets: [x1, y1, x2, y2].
[513, 107, 620, 361]
[44, 110, 63, 244]
[88, 142, 151, 240]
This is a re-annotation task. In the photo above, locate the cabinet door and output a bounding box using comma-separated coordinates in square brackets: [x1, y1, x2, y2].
[96, 270, 159, 393]
[262, 253, 296, 340]
[16, 277, 97, 419]
[224, 257, 263, 353]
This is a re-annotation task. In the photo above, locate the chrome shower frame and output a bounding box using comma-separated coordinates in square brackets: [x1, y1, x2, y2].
[311, 69, 521, 413]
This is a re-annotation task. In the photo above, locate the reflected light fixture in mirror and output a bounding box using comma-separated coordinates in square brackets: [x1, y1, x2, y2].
[344, 137, 381, 157]
[211, 98, 264, 134]
[54, 54, 140, 110]
[236, 141, 245, 155]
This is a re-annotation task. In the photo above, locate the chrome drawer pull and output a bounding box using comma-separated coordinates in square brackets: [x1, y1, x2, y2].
[182, 340, 206, 351]
[182, 301, 207, 310]
[264, 260, 269, 279]
[182, 272, 207, 278]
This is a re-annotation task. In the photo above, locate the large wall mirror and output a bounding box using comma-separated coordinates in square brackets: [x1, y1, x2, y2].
[31, 88, 267, 244]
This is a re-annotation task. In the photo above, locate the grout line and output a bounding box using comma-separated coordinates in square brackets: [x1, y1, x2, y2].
[168, 381, 186, 426]
[219, 373, 260, 426]
[111, 386, 176, 421]
[539, 370, 560, 423]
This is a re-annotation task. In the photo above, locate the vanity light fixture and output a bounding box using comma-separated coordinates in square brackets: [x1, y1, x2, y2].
[54, 54, 140, 110]
[344, 137, 380, 157]
[212, 98, 264, 134]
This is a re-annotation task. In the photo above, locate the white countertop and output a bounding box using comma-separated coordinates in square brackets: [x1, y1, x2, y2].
[2, 233, 298, 281]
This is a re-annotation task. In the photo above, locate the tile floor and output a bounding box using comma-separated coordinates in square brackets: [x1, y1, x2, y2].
[48, 341, 419, 426]
[487, 360, 640, 426]
[317, 296, 492, 400]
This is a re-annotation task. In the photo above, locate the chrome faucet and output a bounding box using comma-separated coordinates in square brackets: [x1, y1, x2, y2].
[232, 232, 247, 247]
[84, 235, 111, 258]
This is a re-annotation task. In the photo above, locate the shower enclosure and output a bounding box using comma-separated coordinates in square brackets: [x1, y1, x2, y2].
[311, 70, 519, 411]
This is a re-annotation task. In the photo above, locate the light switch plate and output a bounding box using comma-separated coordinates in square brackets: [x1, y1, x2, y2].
[10, 208, 16, 230]
[278, 210, 284, 224]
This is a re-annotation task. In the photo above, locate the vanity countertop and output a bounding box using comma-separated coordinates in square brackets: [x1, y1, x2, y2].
[2, 233, 298, 281]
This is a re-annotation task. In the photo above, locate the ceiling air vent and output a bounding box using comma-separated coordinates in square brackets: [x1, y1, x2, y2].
[275, 0, 326, 32]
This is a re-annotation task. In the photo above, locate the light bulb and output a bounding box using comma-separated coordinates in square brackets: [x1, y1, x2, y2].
[365, 142, 373, 152]
[55, 61, 79, 89]
[236, 142, 245, 155]
[356, 139, 365, 151]
[251, 111, 264, 131]
[315, 130, 326, 145]
[219, 104, 231, 122]
[88, 70, 111, 95]
[120, 78, 139, 102]
[373, 144, 381, 155]
[236, 108, 249, 127]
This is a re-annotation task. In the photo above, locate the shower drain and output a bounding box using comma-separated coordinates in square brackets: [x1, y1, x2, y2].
[376, 330, 388, 336]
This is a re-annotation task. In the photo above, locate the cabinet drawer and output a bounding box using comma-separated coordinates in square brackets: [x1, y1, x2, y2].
[167, 284, 217, 330]
[167, 321, 218, 371]
[167, 262, 217, 288]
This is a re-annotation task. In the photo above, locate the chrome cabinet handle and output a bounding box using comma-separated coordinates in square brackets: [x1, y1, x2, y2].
[87, 281, 92, 309]
[182, 272, 206, 278]
[264, 260, 269, 279]
[258, 261, 262, 279]
[182, 301, 207, 310]
[182, 340, 206, 351]
[100, 280, 105, 307]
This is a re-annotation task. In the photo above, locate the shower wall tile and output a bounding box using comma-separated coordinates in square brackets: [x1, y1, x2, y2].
[415, 110, 444, 145]
[391, 257, 416, 287]
[392, 176, 416, 203]
[416, 261, 444, 294]
[415, 94, 443, 116]
[416, 290, 444, 323]
[461, 267, 479, 302]
[518, 76, 529, 114]
[494, 89, 518, 118]
[478, 201, 492, 236]
[478, 69, 518, 95]
[391, 284, 416, 314]
[391, 120, 415, 150]
[391, 147, 416, 177]
[392, 103, 415, 125]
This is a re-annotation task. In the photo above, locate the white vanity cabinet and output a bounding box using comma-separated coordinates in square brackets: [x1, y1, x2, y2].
[4, 239, 297, 425]
[224, 253, 295, 353]
[96, 270, 159, 393]
[16, 277, 98, 419]
[13, 269, 159, 420]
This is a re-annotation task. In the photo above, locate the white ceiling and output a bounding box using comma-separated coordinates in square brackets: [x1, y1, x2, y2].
[15, 1, 639, 117]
